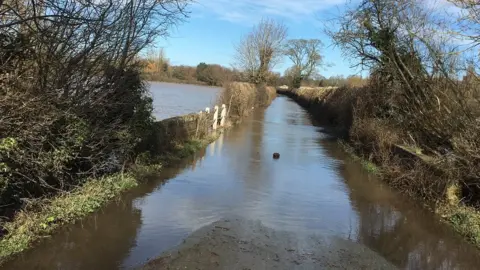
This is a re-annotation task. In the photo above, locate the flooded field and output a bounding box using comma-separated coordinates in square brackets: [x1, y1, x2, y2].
[149, 82, 220, 120]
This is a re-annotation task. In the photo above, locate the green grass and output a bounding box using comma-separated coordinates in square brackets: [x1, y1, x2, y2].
[0, 135, 219, 265]
[361, 160, 379, 174]
[338, 141, 380, 174]
[439, 204, 480, 247]
[0, 173, 138, 262]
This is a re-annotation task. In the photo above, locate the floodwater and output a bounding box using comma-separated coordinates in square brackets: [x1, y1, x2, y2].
[5, 96, 480, 269]
[149, 82, 220, 120]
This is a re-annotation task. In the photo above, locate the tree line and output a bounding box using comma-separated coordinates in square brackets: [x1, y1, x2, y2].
[233, 18, 332, 88]
[141, 48, 285, 87]
[142, 18, 364, 89]
[141, 49, 244, 86]
[141, 45, 367, 88]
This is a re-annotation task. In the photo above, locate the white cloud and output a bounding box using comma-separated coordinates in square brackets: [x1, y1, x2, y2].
[194, 0, 348, 24]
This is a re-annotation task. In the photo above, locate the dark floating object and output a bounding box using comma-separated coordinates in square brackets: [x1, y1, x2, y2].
[273, 153, 280, 159]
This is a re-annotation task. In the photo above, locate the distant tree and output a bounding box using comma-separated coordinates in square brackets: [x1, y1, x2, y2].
[145, 48, 170, 76]
[196, 62, 208, 81]
[197, 64, 235, 86]
[284, 39, 324, 88]
[234, 18, 288, 84]
[172, 65, 196, 81]
[346, 75, 368, 87]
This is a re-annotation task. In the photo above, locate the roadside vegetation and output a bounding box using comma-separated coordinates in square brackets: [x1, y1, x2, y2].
[279, 0, 480, 247]
[0, 0, 195, 263]
[0, 0, 194, 217]
[0, 135, 214, 263]
[219, 82, 276, 123]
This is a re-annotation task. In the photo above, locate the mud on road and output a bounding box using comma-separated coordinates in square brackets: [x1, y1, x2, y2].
[141, 217, 397, 270]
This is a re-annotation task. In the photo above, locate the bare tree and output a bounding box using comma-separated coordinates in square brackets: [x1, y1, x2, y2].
[284, 39, 323, 88]
[234, 18, 288, 84]
[448, 0, 480, 46]
[326, 0, 451, 115]
[327, 0, 480, 196]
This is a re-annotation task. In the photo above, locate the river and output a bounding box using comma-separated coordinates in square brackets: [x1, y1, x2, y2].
[149, 82, 220, 120]
[4, 86, 480, 269]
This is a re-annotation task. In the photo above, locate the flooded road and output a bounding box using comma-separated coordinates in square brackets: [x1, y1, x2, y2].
[5, 96, 480, 269]
[149, 82, 220, 120]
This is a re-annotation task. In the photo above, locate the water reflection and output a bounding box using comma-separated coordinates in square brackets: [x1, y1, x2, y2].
[3, 154, 206, 270]
[8, 193, 142, 270]
[5, 96, 480, 270]
[322, 139, 480, 270]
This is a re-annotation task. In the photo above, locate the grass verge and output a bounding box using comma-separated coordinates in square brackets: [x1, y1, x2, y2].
[0, 135, 217, 265]
[438, 204, 480, 246]
[339, 141, 380, 175]
[0, 173, 138, 261]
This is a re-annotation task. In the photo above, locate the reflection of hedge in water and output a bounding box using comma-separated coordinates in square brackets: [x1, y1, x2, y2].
[277, 87, 353, 137]
[2, 192, 143, 270]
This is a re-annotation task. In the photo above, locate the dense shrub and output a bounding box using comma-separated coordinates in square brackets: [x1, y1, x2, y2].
[219, 82, 276, 122]
[0, 0, 189, 214]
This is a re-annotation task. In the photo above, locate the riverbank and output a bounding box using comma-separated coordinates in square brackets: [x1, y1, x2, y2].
[278, 87, 480, 248]
[0, 82, 276, 265]
[144, 75, 209, 87]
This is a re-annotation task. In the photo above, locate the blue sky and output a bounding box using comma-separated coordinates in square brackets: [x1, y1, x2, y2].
[153, 0, 459, 77]
[155, 0, 361, 77]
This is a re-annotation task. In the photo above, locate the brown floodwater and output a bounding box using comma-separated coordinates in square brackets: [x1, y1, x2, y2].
[4, 96, 480, 269]
[149, 82, 220, 120]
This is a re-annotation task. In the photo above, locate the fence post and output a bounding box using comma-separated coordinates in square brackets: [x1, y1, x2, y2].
[220, 104, 227, 126]
[195, 111, 203, 138]
[213, 105, 219, 130]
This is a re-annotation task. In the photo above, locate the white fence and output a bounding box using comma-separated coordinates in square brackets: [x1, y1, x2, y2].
[200, 104, 227, 130]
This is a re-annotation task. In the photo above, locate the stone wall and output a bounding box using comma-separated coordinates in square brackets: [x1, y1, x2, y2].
[142, 105, 227, 157]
